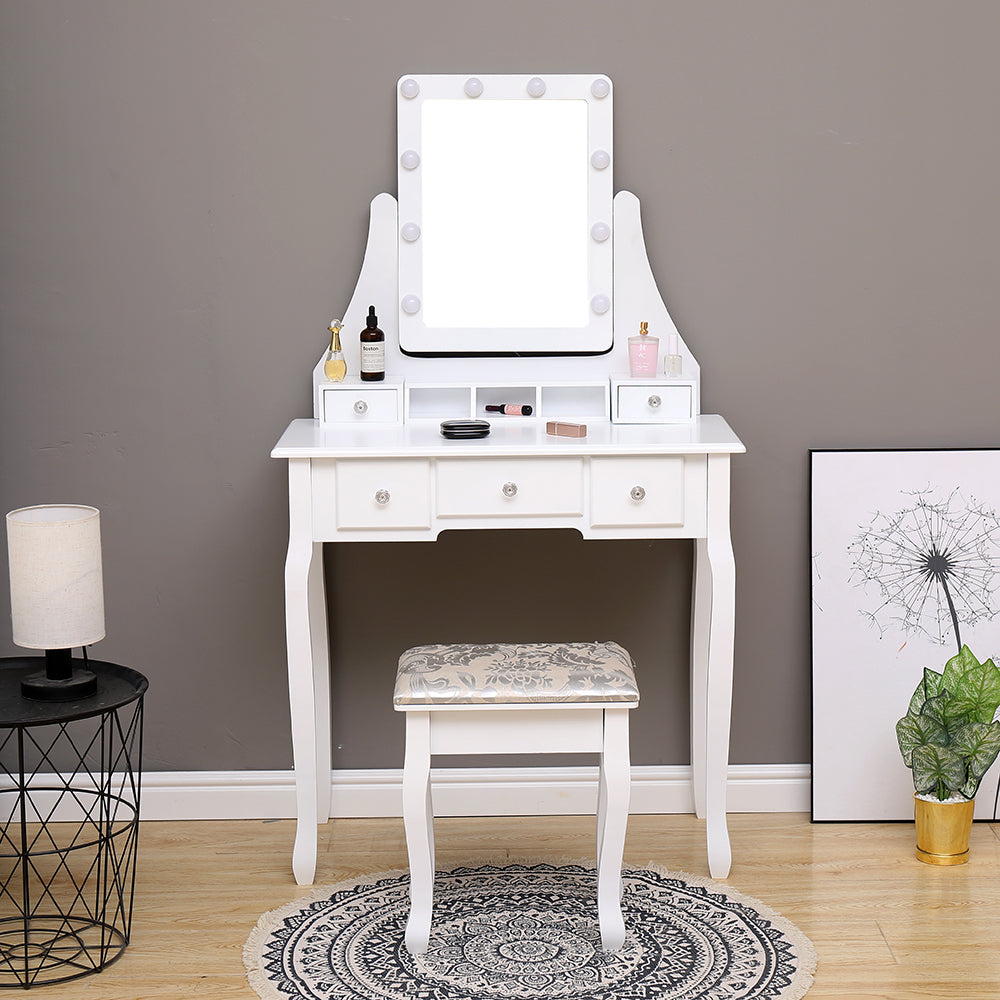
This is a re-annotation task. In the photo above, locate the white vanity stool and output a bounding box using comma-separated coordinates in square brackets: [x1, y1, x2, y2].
[393, 640, 640, 955]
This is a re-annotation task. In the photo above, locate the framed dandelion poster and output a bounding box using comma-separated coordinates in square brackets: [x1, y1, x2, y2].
[811, 449, 1000, 820]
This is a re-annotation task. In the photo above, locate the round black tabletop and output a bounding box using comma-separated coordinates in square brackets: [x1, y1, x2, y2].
[0, 657, 148, 727]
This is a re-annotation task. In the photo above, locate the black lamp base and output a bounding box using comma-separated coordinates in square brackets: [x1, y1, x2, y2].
[20, 649, 98, 702]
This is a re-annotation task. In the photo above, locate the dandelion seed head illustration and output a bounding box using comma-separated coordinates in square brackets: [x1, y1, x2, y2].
[849, 486, 1000, 650]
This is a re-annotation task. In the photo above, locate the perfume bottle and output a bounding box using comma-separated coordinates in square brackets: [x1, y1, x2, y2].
[628, 321, 659, 377]
[663, 333, 682, 378]
[324, 319, 347, 382]
[485, 403, 533, 416]
[360, 305, 385, 382]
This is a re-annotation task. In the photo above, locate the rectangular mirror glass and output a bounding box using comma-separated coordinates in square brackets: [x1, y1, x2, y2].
[397, 75, 613, 356]
[421, 99, 588, 329]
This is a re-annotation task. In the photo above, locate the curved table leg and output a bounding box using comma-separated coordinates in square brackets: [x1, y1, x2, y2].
[697, 455, 735, 880]
[285, 460, 321, 886]
[309, 543, 332, 824]
[690, 537, 711, 820]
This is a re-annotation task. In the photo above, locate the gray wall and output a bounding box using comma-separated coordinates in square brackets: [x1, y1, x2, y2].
[2, 2, 998, 774]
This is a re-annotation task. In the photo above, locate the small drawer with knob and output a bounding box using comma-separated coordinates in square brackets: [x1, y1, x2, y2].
[590, 457, 686, 527]
[436, 458, 584, 518]
[611, 379, 696, 424]
[319, 459, 431, 530]
[319, 377, 403, 426]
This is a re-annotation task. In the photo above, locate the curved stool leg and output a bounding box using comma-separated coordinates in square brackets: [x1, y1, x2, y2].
[403, 712, 434, 955]
[597, 708, 631, 951]
[596, 750, 608, 867]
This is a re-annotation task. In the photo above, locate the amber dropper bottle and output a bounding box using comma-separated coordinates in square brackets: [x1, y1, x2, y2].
[360, 305, 385, 381]
[324, 320, 347, 381]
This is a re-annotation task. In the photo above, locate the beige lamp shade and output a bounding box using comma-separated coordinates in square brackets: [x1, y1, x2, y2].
[6, 504, 105, 650]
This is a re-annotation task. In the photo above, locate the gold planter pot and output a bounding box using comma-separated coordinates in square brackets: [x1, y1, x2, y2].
[913, 795, 976, 865]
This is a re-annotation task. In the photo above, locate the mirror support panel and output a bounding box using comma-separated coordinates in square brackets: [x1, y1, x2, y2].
[310, 74, 701, 425]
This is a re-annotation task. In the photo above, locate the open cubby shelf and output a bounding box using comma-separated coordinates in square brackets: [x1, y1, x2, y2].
[404, 381, 611, 422]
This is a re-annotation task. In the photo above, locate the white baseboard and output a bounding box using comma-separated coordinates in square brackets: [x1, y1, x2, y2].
[137, 764, 811, 821]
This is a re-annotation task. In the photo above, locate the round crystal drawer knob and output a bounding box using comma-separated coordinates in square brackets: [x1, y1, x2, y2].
[502, 482, 518, 498]
[648, 394, 662, 408]
[354, 400, 368, 415]
[630, 486, 647, 502]
[374, 489, 391, 505]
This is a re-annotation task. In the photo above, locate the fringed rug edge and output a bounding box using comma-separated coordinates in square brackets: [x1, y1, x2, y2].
[244, 866, 413, 1000]
[243, 857, 818, 1000]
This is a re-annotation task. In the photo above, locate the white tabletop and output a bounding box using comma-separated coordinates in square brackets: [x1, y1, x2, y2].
[272, 415, 745, 460]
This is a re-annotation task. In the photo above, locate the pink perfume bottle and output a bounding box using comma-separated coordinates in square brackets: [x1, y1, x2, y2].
[628, 321, 659, 377]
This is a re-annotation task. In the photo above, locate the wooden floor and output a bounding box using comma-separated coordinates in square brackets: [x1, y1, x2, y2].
[20, 812, 1000, 998]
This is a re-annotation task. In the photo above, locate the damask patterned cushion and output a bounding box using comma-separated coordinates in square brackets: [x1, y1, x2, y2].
[393, 641, 639, 707]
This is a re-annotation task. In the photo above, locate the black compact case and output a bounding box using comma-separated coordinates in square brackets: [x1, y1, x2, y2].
[440, 419, 491, 440]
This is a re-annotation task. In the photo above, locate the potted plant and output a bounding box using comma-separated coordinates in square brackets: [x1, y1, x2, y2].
[896, 645, 1000, 864]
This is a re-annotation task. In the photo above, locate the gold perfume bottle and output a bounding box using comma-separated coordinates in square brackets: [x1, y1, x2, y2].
[324, 319, 347, 381]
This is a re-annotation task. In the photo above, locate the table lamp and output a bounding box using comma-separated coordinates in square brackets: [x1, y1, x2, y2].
[6, 504, 104, 701]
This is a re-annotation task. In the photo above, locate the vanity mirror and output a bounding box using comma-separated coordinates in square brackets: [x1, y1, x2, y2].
[311, 71, 701, 426]
[396, 74, 614, 356]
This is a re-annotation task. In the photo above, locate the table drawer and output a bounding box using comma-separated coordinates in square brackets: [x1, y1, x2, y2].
[437, 458, 584, 518]
[320, 384, 402, 425]
[331, 459, 431, 529]
[615, 383, 694, 423]
[590, 456, 686, 527]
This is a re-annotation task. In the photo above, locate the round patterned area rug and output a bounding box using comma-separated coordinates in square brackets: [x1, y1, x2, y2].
[244, 861, 817, 1000]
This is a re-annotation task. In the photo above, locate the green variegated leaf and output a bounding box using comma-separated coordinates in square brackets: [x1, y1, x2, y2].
[919, 690, 972, 737]
[942, 646, 1000, 725]
[911, 744, 967, 800]
[906, 668, 945, 718]
[942, 644, 979, 679]
[918, 690, 947, 726]
[950, 721, 1000, 799]
[959, 775, 979, 800]
[896, 713, 947, 767]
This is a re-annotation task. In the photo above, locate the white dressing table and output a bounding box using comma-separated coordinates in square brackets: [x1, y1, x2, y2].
[271, 74, 745, 885]
[272, 415, 743, 884]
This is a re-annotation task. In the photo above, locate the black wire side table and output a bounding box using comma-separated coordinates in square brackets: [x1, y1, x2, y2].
[0, 658, 146, 989]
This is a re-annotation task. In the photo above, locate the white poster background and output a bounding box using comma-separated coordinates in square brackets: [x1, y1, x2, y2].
[811, 450, 1000, 820]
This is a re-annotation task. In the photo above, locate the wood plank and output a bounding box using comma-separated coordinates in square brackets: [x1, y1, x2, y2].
[11, 813, 997, 999]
